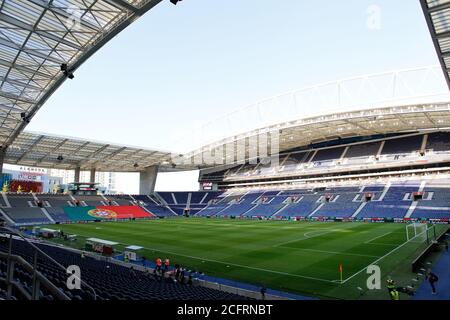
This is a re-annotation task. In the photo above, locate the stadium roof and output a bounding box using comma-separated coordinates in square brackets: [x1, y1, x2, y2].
[180, 102, 450, 167]
[0, 0, 163, 148]
[4, 104, 450, 172]
[5, 131, 183, 172]
[422, 0, 450, 89]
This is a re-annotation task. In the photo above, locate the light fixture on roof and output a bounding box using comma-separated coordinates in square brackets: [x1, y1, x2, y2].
[20, 112, 31, 123]
[57, 155, 64, 161]
[61, 63, 75, 80]
[170, 0, 182, 4]
[133, 163, 139, 168]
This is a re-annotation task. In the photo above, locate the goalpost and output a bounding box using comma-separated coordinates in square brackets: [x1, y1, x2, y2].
[405, 222, 436, 244]
[112, 214, 134, 222]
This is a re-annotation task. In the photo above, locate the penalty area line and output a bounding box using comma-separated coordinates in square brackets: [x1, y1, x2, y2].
[273, 223, 361, 248]
[341, 238, 410, 284]
[272, 229, 335, 247]
[364, 231, 393, 244]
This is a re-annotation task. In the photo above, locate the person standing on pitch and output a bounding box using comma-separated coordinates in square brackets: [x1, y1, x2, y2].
[389, 288, 400, 300]
[260, 286, 267, 300]
[427, 271, 439, 295]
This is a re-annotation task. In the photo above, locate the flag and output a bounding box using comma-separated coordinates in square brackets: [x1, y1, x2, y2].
[339, 263, 343, 283]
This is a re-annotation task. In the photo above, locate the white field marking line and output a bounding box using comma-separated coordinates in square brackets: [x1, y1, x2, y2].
[363, 231, 393, 244]
[341, 234, 415, 284]
[276, 246, 380, 259]
[273, 230, 336, 247]
[367, 242, 400, 247]
[61, 228, 338, 284]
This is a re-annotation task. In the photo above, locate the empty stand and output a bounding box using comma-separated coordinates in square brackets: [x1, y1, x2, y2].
[381, 135, 422, 155]
[312, 147, 345, 162]
[214, 192, 261, 217]
[106, 194, 133, 206]
[345, 141, 380, 158]
[2, 179, 450, 224]
[275, 194, 322, 218]
[426, 132, 450, 153]
[411, 185, 450, 219]
[133, 195, 176, 217]
[0, 237, 250, 300]
[3, 194, 51, 225]
[73, 195, 106, 206]
[357, 184, 419, 219]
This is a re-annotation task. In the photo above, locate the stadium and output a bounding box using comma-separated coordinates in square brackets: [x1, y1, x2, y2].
[0, 0, 450, 304]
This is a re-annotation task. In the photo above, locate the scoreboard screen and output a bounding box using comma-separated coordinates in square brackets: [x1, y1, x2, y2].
[201, 182, 213, 190]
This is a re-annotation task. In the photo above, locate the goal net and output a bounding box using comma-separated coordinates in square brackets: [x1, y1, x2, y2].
[111, 214, 134, 222]
[406, 223, 435, 243]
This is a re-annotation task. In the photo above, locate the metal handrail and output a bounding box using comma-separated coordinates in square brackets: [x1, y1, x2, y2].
[0, 250, 69, 300]
[0, 226, 97, 300]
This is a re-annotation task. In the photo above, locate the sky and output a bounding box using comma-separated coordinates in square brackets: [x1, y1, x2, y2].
[16, 0, 444, 192]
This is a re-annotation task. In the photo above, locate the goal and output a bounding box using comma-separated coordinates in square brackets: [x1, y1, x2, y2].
[111, 214, 134, 222]
[405, 222, 434, 243]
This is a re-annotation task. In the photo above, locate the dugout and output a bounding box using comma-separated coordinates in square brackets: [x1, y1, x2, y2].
[33, 227, 60, 239]
[85, 238, 118, 256]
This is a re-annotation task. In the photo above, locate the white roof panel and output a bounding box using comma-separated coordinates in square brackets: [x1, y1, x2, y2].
[4, 130, 187, 172]
[0, 0, 163, 148]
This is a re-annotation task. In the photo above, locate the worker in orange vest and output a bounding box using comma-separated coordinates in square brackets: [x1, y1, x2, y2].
[156, 257, 162, 273]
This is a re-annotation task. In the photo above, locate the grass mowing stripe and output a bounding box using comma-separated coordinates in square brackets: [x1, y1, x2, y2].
[45, 219, 439, 299]
[63, 228, 338, 284]
[272, 230, 335, 247]
[364, 231, 394, 244]
[341, 233, 417, 284]
[272, 223, 363, 247]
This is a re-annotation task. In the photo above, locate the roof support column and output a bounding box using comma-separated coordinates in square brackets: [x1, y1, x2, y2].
[90, 169, 96, 183]
[139, 165, 158, 195]
[74, 167, 81, 183]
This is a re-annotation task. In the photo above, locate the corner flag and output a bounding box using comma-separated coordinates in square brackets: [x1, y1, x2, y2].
[339, 263, 343, 283]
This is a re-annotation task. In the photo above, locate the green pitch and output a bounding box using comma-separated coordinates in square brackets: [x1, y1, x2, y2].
[43, 218, 447, 299]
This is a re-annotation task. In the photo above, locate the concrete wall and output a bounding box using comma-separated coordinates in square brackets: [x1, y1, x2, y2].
[139, 166, 158, 194]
